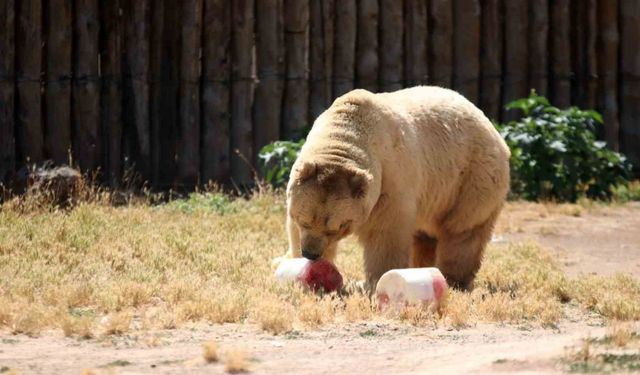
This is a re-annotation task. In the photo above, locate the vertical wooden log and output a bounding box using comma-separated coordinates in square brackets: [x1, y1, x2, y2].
[502, 0, 528, 120]
[620, 0, 640, 171]
[16, 0, 44, 165]
[356, 0, 379, 92]
[333, 0, 356, 97]
[429, 0, 453, 88]
[100, 0, 123, 187]
[45, 0, 72, 165]
[550, 0, 571, 108]
[202, 0, 231, 184]
[149, 0, 164, 187]
[480, 0, 503, 121]
[161, 1, 181, 187]
[283, 0, 309, 139]
[309, 0, 334, 119]
[597, 0, 619, 150]
[231, 0, 255, 185]
[571, 1, 586, 107]
[178, 0, 202, 186]
[584, 0, 598, 111]
[404, 0, 428, 86]
[322, 1, 334, 105]
[453, 0, 480, 103]
[254, 0, 284, 158]
[309, 0, 326, 118]
[529, 0, 548, 96]
[0, 0, 15, 182]
[123, 0, 151, 181]
[74, 0, 101, 172]
[150, 1, 167, 188]
[380, 0, 403, 92]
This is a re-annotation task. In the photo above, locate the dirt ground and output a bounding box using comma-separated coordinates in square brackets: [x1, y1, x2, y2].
[1, 202, 639, 375]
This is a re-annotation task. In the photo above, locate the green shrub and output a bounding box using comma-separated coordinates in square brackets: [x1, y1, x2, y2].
[257, 139, 305, 188]
[498, 91, 633, 202]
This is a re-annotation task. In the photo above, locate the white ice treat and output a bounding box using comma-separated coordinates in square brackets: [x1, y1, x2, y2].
[274, 258, 311, 281]
[375, 267, 448, 310]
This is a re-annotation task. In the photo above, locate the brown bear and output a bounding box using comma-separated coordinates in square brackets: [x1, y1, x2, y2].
[273, 86, 511, 290]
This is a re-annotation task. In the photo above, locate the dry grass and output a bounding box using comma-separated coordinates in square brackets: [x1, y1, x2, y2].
[202, 341, 219, 363]
[1, 185, 639, 337]
[224, 350, 250, 373]
[61, 315, 94, 339]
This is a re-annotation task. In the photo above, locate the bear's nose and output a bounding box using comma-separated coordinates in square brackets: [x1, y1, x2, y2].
[301, 249, 320, 261]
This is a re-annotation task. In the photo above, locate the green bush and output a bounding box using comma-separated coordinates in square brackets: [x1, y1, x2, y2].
[498, 91, 633, 202]
[257, 139, 305, 188]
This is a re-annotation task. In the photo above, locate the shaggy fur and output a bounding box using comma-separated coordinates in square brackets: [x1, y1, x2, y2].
[274, 86, 511, 290]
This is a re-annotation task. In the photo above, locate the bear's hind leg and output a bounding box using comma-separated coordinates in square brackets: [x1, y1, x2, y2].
[410, 231, 438, 268]
[435, 212, 498, 290]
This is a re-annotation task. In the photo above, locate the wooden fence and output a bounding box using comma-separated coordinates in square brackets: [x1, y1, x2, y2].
[0, 0, 639, 190]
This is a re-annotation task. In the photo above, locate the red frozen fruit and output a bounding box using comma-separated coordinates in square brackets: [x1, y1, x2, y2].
[297, 259, 344, 293]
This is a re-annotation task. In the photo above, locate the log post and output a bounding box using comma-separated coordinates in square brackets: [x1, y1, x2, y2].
[429, 0, 453, 88]
[230, 0, 255, 185]
[74, 0, 101, 172]
[202, 0, 232, 184]
[480, 0, 502, 121]
[404, 0, 428, 87]
[529, 0, 548, 96]
[597, 0, 619, 151]
[502, 0, 528, 120]
[16, 0, 44, 165]
[550, 0, 571, 108]
[333, 0, 356, 97]
[100, 0, 123, 187]
[380, 0, 403, 92]
[254, 0, 284, 157]
[0, 0, 15, 182]
[356, 0, 379, 92]
[178, 0, 203, 186]
[45, 0, 72, 165]
[620, 0, 640, 172]
[453, 0, 480, 103]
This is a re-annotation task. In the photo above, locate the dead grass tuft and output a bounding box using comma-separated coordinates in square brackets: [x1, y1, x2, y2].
[254, 296, 293, 335]
[202, 341, 219, 363]
[61, 315, 94, 339]
[606, 323, 635, 347]
[224, 350, 250, 373]
[570, 274, 640, 320]
[11, 306, 50, 337]
[343, 293, 374, 322]
[298, 295, 335, 327]
[442, 291, 473, 328]
[102, 312, 132, 336]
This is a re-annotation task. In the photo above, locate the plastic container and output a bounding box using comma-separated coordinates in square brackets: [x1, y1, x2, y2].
[375, 267, 448, 310]
[274, 258, 343, 293]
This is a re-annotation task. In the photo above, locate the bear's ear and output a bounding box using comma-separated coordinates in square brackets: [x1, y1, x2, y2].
[348, 169, 372, 199]
[294, 162, 317, 184]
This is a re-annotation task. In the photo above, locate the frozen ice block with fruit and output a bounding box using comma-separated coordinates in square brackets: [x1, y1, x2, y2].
[375, 267, 448, 310]
[274, 258, 343, 293]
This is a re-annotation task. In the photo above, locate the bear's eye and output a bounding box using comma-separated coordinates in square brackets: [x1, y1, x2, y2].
[340, 221, 352, 230]
[299, 223, 312, 230]
[324, 230, 338, 237]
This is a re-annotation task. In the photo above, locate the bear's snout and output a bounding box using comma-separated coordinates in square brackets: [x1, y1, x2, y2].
[301, 235, 324, 260]
[301, 249, 321, 260]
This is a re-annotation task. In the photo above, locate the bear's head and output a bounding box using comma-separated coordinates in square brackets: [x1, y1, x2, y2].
[287, 161, 373, 261]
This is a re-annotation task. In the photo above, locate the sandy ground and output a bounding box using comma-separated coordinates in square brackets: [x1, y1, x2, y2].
[1, 202, 639, 375]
